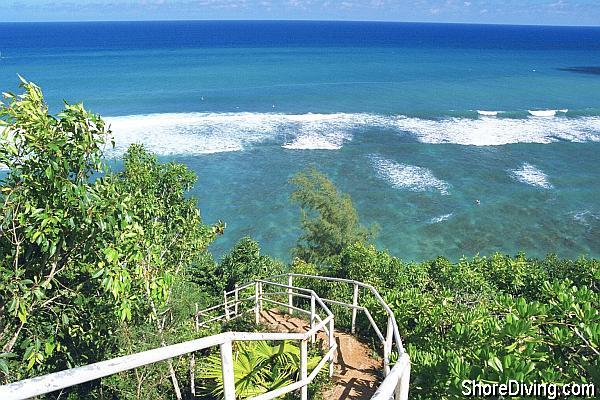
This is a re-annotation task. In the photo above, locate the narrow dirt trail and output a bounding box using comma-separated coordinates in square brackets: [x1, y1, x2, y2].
[260, 309, 382, 400]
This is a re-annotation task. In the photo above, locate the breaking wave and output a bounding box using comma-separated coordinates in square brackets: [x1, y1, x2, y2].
[477, 110, 499, 116]
[528, 109, 568, 117]
[370, 155, 450, 195]
[429, 213, 454, 224]
[390, 114, 599, 146]
[510, 163, 553, 189]
[106, 112, 280, 156]
[105, 111, 600, 155]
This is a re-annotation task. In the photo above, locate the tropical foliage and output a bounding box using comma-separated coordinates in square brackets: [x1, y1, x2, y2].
[294, 230, 599, 399]
[215, 237, 285, 292]
[0, 78, 128, 381]
[289, 167, 376, 264]
[289, 168, 598, 399]
[198, 340, 319, 399]
[1, 80, 598, 400]
[0, 79, 221, 397]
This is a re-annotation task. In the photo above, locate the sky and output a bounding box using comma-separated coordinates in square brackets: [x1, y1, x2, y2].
[1, 0, 599, 26]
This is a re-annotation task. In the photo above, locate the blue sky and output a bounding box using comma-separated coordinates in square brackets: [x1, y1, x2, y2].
[1, 0, 598, 25]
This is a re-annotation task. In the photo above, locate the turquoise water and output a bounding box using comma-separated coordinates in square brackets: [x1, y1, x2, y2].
[1, 21, 599, 261]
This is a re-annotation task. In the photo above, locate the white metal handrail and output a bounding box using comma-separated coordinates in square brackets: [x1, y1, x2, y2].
[264, 273, 410, 399]
[0, 274, 410, 400]
[0, 279, 336, 400]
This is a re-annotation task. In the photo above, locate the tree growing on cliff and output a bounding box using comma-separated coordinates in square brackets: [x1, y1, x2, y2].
[0, 79, 221, 397]
[289, 167, 375, 264]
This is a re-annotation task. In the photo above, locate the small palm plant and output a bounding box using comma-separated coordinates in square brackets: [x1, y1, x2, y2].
[197, 340, 319, 399]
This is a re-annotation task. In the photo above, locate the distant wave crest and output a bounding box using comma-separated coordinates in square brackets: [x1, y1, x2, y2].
[429, 213, 453, 224]
[477, 110, 499, 116]
[370, 154, 450, 195]
[510, 163, 553, 189]
[528, 109, 568, 117]
[105, 111, 600, 156]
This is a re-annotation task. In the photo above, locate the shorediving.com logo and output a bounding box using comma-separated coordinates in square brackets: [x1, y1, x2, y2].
[462, 380, 596, 399]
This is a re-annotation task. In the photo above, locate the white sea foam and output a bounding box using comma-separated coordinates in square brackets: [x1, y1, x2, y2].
[280, 113, 364, 149]
[528, 110, 556, 117]
[510, 163, 553, 189]
[105, 112, 600, 156]
[370, 155, 450, 195]
[477, 110, 499, 116]
[106, 112, 285, 156]
[429, 213, 453, 224]
[107, 112, 375, 155]
[572, 210, 599, 228]
[390, 115, 600, 146]
[282, 133, 345, 150]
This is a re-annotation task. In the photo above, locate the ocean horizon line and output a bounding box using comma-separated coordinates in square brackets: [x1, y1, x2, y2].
[1, 19, 600, 29]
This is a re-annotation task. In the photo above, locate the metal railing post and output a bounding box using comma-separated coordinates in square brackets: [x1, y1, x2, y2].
[234, 284, 239, 316]
[384, 316, 393, 376]
[220, 340, 236, 400]
[310, 292, 316, 344]
[328, 317, 335, 377]
[258, 281, 263, 313]
[395, 378, 402, 400]
[224, 290, 230, 321]
[190, 303, 198, 398]
[398, 355, 410, 400]
[300, 339, 308, 400]
[288, 274, 294, 315]
[351, 283, 359, 334]
[255, 281, 260, 325]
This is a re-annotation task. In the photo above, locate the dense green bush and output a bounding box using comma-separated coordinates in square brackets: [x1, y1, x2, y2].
[289, 169, 598, 399]
[333, 243, 599, 399]
[216, 237, 285, 292]
[0, 80, 222, 398]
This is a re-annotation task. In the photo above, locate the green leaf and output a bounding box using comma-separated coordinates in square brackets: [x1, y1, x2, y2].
[44, 341, 55, 356]
[488, 356, 503, 373]
[0, 360, 9, 376]
[91, 268, 105, 279]
[26, 355, 36, 370]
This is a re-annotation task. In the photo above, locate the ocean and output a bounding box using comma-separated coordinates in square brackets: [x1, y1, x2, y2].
[1, 20, 599, 261]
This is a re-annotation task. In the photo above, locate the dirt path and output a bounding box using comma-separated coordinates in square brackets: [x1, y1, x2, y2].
[260, 309, 382, 400]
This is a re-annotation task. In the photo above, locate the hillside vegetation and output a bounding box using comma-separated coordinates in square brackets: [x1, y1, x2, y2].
[289, 168, 599, 399]
[0, 80, 598, 399]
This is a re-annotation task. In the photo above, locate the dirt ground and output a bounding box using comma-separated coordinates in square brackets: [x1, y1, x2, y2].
[260, 309, 382, 400]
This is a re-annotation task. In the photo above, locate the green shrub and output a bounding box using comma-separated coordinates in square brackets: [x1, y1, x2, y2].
[197, 340, 320, 399]
[332, 248, 599, 399]
[289, 167, 376, 264]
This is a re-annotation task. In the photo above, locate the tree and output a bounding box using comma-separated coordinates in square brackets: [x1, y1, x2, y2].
[0, 77, 133, 382]
[289, 167, 375, 264]
[0, 79, 223, 397]
[216, 237, 284, 292]
[104, 144, 223, 398]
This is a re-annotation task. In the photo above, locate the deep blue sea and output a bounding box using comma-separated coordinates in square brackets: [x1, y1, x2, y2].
[1, 21, 599, 261]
